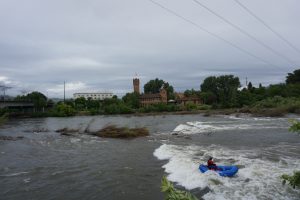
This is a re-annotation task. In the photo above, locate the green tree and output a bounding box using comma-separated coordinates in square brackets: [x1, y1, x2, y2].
[200, 75, 240, 108]
[144, 78, 164, 94]
[266, 84, 288, 97]
[18, 91, 47, 112]
[247, 82, 253, 90]
[104, 104, 120, 114]
[122, 92, 140, 109]
[286, 69, 300, 84]
[199, 91, 217, 105]
[64, 99, 75, 108]
[52, 103, 76, 117]
[237, 90, 254, 107]
[252, 85, 267, 101]
[163, 82, 175, 100]
[144, 78, 174, 100]
[86, 98, 100, 110]
[75, 97, 86, 110]
[286, 84, 300, 97]
[103, 97, 121, 106]
[200, 76, 218, 95]
[184, 89, 200, 97]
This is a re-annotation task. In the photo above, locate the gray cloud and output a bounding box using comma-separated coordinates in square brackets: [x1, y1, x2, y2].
[0, 0, 299, 98]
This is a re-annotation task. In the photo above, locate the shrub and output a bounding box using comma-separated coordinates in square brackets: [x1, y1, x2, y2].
[119, 104, 134, 114]
[197, 104, 211, 110]
[161, 176, 198, 200]
[51, 103, 76, 117]
[104, 104, 120, 114]
[281, 171, 300, 189]
[185, 102, 197, 111]
[289, 120, 300, 133]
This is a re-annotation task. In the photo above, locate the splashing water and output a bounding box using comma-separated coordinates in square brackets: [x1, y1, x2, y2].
[154, 144, 300, 200]
[172, 118, 288, 135]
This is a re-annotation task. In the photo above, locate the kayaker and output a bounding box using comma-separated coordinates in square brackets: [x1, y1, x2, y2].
[207, 157, 217, 170]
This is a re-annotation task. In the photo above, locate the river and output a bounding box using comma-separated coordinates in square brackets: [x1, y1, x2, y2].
[0, 114, 300, 200]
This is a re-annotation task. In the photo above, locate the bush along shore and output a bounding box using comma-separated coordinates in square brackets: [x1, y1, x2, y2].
[280, 119, 300, 190]
[161, 176, 198, 200]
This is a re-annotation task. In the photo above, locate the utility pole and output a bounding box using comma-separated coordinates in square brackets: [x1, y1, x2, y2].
[64, 81, 66, 103]
[246, 77, 248, 87]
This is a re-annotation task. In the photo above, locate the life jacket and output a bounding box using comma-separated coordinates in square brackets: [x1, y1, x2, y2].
[207, 160, 215, 166]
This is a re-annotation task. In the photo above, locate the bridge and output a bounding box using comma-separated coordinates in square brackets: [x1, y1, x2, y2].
[0, 101, 34, 109]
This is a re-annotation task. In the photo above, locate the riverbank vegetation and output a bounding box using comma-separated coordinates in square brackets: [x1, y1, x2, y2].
[161, 176, 198, 200]
[289, 120, 300, 133]
[3, 69, 300, 118]
[280, 119, 300, 190]
[281, 171, 300, 189]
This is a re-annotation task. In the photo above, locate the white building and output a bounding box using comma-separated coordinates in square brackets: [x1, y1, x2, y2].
[73, 92, 113, 100]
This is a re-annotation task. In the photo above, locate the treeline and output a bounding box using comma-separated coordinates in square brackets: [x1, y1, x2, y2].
[183, 69, 300, 115]
[2, 69, 300, 117]
[59, 96, 183, 116]
[6, 91, 182, 117]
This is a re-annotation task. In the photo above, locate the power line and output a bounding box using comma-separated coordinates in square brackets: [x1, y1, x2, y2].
[233, 0, 300, 55]
[147, 0, 283, 70]
[191, 0, 297, 66]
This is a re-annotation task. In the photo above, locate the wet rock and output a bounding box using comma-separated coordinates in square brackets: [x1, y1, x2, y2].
[203, 112, 211, 117]
[56, 128, 79, 136]
[60, 132, 76, 136]
[24, 128, 49, 133]
[0, 136, 24, 141]
[244, 178, 251, 183]
[190, 186, 211, 199]
[209, 178, 223, 185]
[204, 132, 213, 136]
[184, 136, 191, 139]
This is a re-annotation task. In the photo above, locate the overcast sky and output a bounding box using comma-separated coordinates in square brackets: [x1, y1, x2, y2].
[0, 0, 299, 98]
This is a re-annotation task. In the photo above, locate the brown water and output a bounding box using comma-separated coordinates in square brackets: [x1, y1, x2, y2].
[0, 114, 299, 199]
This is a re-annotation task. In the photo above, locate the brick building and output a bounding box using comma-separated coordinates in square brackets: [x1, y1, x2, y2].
[133, 78, 167, 106]
[175, 93, 202, 105]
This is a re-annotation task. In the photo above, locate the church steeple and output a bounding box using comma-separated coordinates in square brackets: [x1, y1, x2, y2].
[133, 73, 140, 94]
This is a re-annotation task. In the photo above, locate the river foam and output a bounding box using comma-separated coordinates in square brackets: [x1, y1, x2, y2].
[153, 144, 300, 200]
[172, 117, 288, 135]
